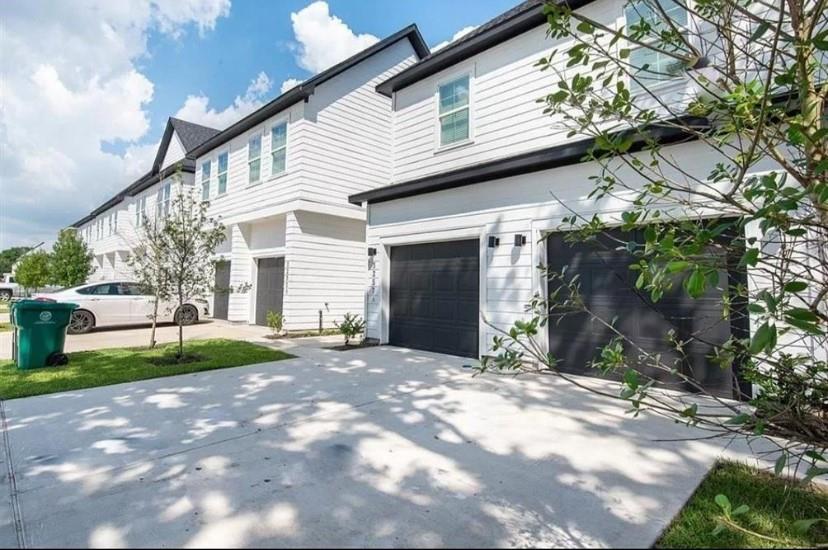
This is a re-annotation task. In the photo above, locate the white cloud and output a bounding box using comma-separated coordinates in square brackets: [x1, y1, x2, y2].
[173, 71, 273, 130]
[280, 78, 303, 94]
[289, 1, 379, 74]
[0, 0, 230, 249]
[432, 25, 478, 51]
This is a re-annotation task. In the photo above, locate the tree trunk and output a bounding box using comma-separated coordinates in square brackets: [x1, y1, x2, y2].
[149, 292, 159, 349]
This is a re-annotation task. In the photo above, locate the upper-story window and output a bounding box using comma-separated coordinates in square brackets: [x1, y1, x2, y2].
[135, 195, 147, 227]
[270, 122, 287, 176]
[248, 134, 262, 184]
[217, 152, 228, 195]
[113, 212, 117, 233]
[157, 182, 171, 217]
[438, 75, 471, 147]
[201, 160, 211, 201]
[625, 0, 689, 91]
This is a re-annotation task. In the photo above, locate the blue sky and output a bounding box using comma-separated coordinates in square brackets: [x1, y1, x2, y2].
[134, 0, 516, 153]
[1, 0, 519, 249]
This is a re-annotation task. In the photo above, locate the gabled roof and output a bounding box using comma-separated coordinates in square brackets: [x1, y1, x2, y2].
[152, 118, 220, 173]
[189, 24, 429, 159]
[376, 0, 597, 97]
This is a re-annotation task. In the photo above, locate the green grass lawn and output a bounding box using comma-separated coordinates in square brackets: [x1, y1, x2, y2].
[0, 302, 9, 313]
[0, 339, 294, 400]
[658, 461, 828, 548]
[0, 322, 10, 333]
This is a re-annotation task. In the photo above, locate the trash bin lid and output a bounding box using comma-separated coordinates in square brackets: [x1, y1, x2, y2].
[11, 299, 78, 310]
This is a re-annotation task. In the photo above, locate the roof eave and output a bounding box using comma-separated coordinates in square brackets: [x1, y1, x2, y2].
[349, 116, 710, 205]
[376, 0, 597, 97]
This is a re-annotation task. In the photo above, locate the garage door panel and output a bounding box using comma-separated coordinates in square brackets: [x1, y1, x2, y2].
[547, 228, 740, 398]
[213, 261, 231, 320]
[390, 240, 479, 358]
[255, 257, 285, 327]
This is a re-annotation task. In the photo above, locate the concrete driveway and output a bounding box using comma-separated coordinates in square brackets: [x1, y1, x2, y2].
[1, 342, 761, 548]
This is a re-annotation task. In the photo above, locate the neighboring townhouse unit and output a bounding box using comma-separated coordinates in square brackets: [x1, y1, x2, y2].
[73, 118, 220, 281]
[349, 0, 781, 398]
[190, 25, 429, 331]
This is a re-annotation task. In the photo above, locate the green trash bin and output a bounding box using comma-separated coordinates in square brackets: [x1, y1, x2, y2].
[10, 300, 78, 369]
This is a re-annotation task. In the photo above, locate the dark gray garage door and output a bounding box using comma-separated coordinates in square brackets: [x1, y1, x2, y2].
[213, 260, 230, 320]
[255, 257, 285, 326]
[546, 228, 746, 398]
[389, 240, 479, 358]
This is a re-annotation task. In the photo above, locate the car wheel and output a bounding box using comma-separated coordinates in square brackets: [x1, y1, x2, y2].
[175, 304, 198, 326]
[0, 290, 11, 302]
[68, 310, 95, 334]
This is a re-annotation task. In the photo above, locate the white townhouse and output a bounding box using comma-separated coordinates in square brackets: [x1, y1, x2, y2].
[190, 25, 429, 330]
[349, 0, 787, 398]
[72, 118, 220, 281]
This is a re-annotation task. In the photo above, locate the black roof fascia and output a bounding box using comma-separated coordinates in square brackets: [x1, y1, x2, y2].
[189, 24, 429, 159]
[376, 0, 596, 97]
[349, 117, 709, 205]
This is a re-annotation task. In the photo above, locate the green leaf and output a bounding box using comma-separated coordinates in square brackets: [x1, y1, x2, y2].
[750, 21, 770, 41]
[666, 260, 690, 273]
[714, 494, 731, 515]
[774, 453, 786, 476]
[793, 518, 825, 534]
[783, 281, 807, 293]
[749, 322, 776, 355]
[619, 48, 630, 59]
[685, 269, 706, 298]
[803, 466, 828, 483]
[681, 403, 698, 418]
[731, 504, 750, 516]
[624, 369, 640, 391]
[711, 521, 726, 536]
[725, 413, 751, 425]
[576, 20, 594, 34]
[785, 308, 819, 322]
[814, 29, 828, 51]
[740, 248, 759, 267]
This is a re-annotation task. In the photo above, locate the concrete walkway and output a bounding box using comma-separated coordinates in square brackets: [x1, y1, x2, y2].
[1, 340, 767, 548]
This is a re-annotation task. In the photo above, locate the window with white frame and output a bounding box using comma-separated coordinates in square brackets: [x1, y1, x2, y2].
[438, 74, 470, 146]
[248, 134, 262, 184]
[270, 122, 287, 176]
[217, 152, 228, 194]
[113, 212, 117, 233]
[625, 0, 690, 91]
[157, 182, 171, 217]
[136, 195, 147, 226]
[201, 160, 211, 200]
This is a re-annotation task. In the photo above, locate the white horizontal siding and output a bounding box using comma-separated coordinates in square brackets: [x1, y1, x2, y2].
[365, 141, 784, 355]
[391, 0, 696, 183]
[161, 132, 187, 171]
[283, 211, 366, 331]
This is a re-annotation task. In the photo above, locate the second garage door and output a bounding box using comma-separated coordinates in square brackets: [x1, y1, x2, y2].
[255, 257, 285, 326]
[389, 240, 479, 358]
[546, 228, 746, 398]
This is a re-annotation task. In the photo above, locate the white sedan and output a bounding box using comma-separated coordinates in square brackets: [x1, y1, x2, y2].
[34, 281, 209, 335]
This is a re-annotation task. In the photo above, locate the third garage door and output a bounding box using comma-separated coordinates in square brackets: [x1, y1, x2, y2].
[389, 240, 479, 358]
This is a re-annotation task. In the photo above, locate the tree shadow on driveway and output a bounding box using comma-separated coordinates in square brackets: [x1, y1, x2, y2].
[2, 345, 757, 548]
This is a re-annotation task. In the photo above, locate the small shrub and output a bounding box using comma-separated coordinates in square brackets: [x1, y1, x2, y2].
[266, 310, 284, 335]
[335, 313, 365, 346]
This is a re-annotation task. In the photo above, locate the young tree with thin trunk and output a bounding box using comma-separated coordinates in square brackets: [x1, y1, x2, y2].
[128, 211, 172, 349]
[160, 187, 226, 359]
[481, 0, 827, 526]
